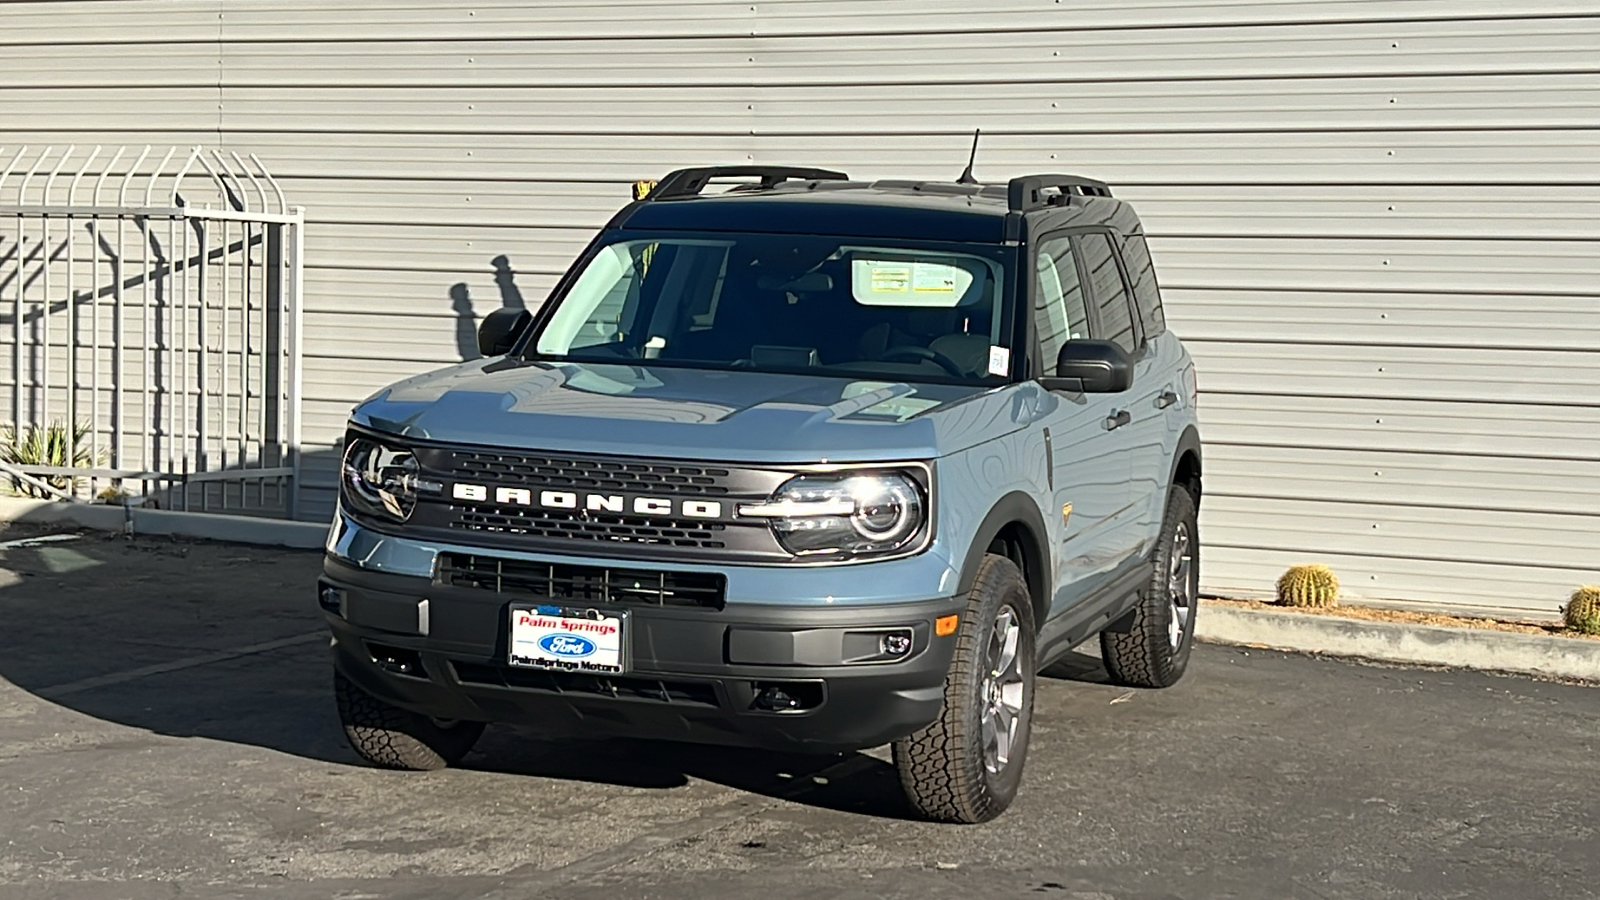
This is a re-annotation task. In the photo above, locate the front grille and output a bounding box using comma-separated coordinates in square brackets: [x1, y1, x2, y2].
[448, 506, 728, 549]
[405, 444, 793, 562]
[452, 661, 720, 707]
[438, 553, 726, 610]
[447, 450, 732, 497]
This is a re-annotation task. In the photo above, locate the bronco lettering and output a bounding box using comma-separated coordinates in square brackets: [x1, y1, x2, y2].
[451, 482, 723, 519]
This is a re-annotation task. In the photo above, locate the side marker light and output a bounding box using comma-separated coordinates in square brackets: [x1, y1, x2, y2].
[936, 614, 960, 637]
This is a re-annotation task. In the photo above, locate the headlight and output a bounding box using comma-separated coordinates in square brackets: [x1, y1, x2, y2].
[341, 437, 434, 523]
[740, 470, 927, 558]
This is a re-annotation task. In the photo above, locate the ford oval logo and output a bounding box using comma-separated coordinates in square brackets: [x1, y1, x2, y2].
[538, 633, 597, 658]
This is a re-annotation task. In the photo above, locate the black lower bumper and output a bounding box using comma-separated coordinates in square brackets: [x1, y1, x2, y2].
[320, 557, 965, 753]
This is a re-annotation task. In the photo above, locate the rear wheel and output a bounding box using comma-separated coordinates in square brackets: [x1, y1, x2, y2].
[1101, 488, 1199, 689]
[334, 670, 485, 771]
[893, 554, 1036, 824]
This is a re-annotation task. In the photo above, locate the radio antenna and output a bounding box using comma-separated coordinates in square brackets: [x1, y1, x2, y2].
[956, 128, 981, 185]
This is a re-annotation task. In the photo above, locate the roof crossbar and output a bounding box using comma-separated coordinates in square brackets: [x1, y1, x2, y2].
[645, 166, 849, 201]
[1007, 174, 1113, 212]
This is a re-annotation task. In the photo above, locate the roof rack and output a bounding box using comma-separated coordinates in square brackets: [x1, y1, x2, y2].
[644, 166, 850, 201]
[871, 179, 1008, 199]
[1007, 174, 1112, 212]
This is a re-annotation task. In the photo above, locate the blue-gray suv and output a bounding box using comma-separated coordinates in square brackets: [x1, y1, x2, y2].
[322, 166, 1203, 823]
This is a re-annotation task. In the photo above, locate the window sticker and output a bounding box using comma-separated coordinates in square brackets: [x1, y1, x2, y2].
[852, 258, 975, 307]
[912, 266, 957, 294]
[869, 265, 911, 294]
[988, 346, 1011, 377]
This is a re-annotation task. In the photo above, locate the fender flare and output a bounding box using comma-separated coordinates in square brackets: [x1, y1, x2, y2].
[955, 491, 1052, 622]
[1170, 424, 1203, 502]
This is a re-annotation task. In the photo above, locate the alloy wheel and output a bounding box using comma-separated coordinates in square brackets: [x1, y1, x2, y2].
[1166, 521, 1195, 650]
[980, 606, 1027, 775]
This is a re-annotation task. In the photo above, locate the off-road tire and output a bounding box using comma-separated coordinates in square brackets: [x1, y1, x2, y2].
[334, 670, 485, 771]
[893, 554, 1036, 824]
[1101, 487, 1199, 689]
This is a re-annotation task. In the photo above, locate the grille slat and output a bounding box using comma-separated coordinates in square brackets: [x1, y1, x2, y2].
[439, 553, 726, 610]
[452, 662, 719, 707]
[448, 450, 733, 496]
[408, 446, 791, 561]
[449, 506, 728, 549]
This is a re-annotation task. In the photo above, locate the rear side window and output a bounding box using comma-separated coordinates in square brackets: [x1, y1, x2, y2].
[1121, 233, 1166, 336]
[1076, 232, 1138, 353]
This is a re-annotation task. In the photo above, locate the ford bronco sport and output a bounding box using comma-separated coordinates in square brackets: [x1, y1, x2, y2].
[322, 165, 1202, 824]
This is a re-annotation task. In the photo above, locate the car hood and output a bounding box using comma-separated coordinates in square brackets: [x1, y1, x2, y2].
[350, 359, 1037, 462]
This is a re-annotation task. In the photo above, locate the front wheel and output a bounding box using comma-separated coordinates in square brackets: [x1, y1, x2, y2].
[334, 670, 486, 771]
[893, 554, 1036, 824]
[1101, 487, 1200, 688]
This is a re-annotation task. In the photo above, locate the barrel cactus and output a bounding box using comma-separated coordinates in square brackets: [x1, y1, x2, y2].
[1276, 564, 1340, 608]
[1564, 586, 1600, 635]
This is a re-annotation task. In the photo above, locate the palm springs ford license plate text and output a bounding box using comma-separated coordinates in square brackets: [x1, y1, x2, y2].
[513, 614, 622, 672]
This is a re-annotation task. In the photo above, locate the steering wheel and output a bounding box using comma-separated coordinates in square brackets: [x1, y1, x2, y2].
[877, 345, 966, 378]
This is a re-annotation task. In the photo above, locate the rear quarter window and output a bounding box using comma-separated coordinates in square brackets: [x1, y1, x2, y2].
[1121, 233, 1166, 337]
[1077, 232, 1138, 354]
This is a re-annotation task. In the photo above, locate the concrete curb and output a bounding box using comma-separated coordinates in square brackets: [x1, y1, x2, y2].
[0, 497, 328, 550]
[1197, 601, 1600, 683]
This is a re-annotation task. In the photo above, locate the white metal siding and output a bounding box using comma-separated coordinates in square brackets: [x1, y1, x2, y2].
[4, 0, 1598, 616]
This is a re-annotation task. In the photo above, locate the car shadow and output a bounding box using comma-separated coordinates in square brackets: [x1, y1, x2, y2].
[468, 731, 916, 819]
[1040, 645, 1115, 685]
[0, 519, 921, 819]
[459, 640, 1112, 819]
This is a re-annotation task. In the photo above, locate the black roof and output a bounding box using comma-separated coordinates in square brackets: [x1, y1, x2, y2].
[611, 166, 1133, 242]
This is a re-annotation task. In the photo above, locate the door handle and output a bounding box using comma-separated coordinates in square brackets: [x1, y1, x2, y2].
[1103, 410, 1131, 431]
[1156, 390, 1179, 409]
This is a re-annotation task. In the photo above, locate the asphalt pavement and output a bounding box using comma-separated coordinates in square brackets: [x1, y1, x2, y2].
[0, 526, 1594, 900]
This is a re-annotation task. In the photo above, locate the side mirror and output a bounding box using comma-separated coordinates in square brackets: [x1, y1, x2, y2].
[1039, 339, 1133, 393]
[477, 307, 533, 357]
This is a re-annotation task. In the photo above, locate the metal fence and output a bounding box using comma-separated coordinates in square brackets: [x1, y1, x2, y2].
[0, 146, 304, 517]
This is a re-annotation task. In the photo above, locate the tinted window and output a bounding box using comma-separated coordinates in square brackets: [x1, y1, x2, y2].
[532, 233, 1013, 385]
[1077, 232, 1137, 353]
[1033, 235, 1090, 371]
[1122, 233, 1166, 336]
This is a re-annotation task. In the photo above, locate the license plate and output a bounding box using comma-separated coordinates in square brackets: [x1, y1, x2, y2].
[509, 606, 627, 673]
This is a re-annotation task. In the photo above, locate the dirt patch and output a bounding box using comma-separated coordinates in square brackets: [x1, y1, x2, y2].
[1205, 597, 1600, 642]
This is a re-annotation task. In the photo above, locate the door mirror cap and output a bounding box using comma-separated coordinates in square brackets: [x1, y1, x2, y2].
[477, 307, 533, 357]
[1038, 339, 1133, 393]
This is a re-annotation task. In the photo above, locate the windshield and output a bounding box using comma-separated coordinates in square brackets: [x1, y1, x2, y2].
[528, 232, 1016, 385]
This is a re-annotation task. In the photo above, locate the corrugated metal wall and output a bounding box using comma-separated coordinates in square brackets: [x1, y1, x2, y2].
[4, 0, 1598, 616]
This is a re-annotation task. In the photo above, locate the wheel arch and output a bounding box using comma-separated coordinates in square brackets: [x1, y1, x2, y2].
[956, 492, 1052, 630]
[1170, 425, 1202, 506]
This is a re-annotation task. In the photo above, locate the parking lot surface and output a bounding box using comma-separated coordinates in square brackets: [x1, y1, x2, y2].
[0, 526, 1594, 900]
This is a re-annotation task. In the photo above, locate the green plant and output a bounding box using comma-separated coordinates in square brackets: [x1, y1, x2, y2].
[0, 420, 99, 498]
[97, 484, 132, 504]
[1564, 586, 1600, 635]
[1276, 564, 1340, 608]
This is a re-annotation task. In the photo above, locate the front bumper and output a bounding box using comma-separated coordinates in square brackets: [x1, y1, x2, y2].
[321, 543, 965, 753]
